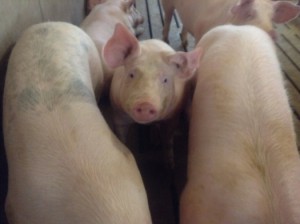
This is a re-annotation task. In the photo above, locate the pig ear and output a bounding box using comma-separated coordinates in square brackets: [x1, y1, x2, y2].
[230, 0, 256, 20]
[168, 47, 203, 80]
[272, 1, 300, 24]
[103, 23, 140, 69]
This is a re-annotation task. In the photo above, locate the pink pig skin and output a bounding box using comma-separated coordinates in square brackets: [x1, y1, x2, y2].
[80, 0, 144, 94]
[86, 0, 137, 13]
[102, 23, 202, 145]
[3, 22, 152, 224]
[162, 0, 300, 49]
[180, 24, 300, 224]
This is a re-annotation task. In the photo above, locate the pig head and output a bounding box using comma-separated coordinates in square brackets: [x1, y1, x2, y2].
[102, 23, 201, 140]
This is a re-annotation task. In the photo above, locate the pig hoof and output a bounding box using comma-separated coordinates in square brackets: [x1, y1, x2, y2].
[135, 26, 144, 37]
[138, 16, 144, 25]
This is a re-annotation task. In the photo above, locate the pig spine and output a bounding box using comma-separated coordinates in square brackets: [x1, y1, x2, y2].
[180, 25, 300, 224]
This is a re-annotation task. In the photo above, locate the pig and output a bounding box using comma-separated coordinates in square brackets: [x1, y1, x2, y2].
[102, 23, 202, 149]
[80, 0, 144, 94]
[162, 0, 300, 50]
[180, 24, 300, 224]
[3, 21, 152, 224]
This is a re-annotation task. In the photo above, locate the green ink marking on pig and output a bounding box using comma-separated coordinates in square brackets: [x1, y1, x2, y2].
[18, 78, 95, 112]
[18, 88, 41, 111]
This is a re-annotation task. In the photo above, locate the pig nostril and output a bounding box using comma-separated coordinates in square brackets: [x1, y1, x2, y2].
[149, 109, 156, 115]
[133, 103, 158, 121]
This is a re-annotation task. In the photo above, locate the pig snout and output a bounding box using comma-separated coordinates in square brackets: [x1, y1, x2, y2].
[132, 102, 158, 123]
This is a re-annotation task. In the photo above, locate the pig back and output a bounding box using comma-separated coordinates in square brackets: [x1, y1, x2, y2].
[181, 25, 300, 224]
[3, 21, 105, 159]
[3, 22, 151, 224]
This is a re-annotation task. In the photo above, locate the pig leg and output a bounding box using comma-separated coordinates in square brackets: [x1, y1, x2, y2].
[162, 0, 175, 43]
[126, 3, 144, 37]
[180, 26, 189, 51]
[129, 5, 145, 37]
[123, 0, 144, 28]
[131, 5, 144, 27]
[135, 26, 145, 37]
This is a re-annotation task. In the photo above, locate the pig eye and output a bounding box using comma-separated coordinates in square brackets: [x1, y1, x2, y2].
[163, 78, 168, 84]
[129, 73, 135, 79]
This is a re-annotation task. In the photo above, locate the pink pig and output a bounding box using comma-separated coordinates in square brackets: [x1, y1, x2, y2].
[3, 22, 152, 224]
[102, 23, 202, 144]
[80, 0, 144, 93]
[180, 24, 300, 224]
[162, 0, 300, 49]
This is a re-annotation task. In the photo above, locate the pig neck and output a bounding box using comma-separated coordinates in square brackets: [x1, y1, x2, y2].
[166, 77, 190, 119]
[81, 3, 135, 86]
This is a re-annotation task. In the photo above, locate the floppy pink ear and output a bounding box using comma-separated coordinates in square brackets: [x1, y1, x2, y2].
[103, 23, 140, 69]
[231, 0, 256, 20]
[168, 47, 203, 80]
[272, 1, 300, 24]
